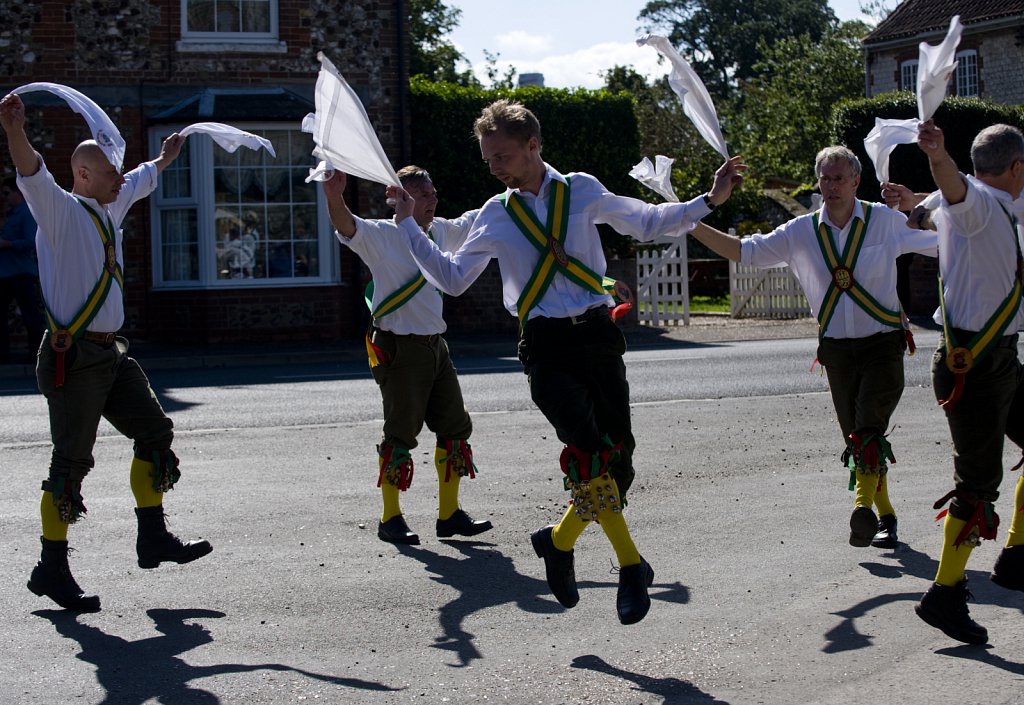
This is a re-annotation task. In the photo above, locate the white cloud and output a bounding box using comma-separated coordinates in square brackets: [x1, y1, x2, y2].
[469, 40, 670, 90]
[494, 30, 553, 56]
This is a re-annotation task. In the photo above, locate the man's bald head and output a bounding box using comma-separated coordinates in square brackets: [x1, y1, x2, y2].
[71, 140, 109, 171]
[71, 140, 124, 204]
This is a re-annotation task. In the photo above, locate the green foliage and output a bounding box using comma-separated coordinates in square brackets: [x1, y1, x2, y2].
[407, 0, 478, 85]
[734, 21, 870, 182]
[638, 0, 838, 100]
[832, 93, 1024, 201]
[409, 79, 644, 256]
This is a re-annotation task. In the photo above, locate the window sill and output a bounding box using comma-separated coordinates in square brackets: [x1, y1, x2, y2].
[175, 40, 287, 54]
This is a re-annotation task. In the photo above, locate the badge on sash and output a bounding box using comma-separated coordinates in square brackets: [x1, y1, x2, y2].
[832, 265, 854, 291]
[946, 346, 974, 374]
[50, 329, 72, 352]
[548, 237, 569, 267]
[104, 242, 117, 274]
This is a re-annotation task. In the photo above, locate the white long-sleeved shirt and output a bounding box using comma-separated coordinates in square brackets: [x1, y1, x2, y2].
[932, 174, 1024, 333]
[740, 200, 938, 339]
[337, 210, 478, 335]
[401, 163, 712, 320]
[18, 158, 158, 333]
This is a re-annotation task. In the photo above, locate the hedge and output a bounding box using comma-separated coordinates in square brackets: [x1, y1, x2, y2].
[831, 92, 1024, 202]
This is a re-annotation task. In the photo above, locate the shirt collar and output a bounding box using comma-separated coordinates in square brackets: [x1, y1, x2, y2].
[819, 199, 865, 230]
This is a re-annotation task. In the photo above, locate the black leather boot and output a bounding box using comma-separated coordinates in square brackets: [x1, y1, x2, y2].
[27, 537, 101, 612]
[136, 506, 213, 569]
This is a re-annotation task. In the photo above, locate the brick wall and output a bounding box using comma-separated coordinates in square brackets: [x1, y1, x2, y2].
[0, 0, 408, 344]
[867, 26, 1024, 105]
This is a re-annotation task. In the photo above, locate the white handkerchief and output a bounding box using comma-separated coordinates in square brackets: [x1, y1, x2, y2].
[179, 122, 277, 157]
[863, 117, 919, 184]
[637, 34, 729, 160]
[629, 155, 679, 202]
[917, 15, 962, 123]
[11, 82, 126, 170]
[303, 52, 399, 187]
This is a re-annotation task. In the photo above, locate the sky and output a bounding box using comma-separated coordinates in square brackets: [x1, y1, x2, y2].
[446, 0, 878, 89]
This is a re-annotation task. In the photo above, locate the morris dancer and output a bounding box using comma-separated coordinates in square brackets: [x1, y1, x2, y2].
[323, 166, 491, 545]
[690, 146, 936, 549]
[911, 121, 1024, 645]
[0, 92, 211, 612]
[395, 99, 744, 624]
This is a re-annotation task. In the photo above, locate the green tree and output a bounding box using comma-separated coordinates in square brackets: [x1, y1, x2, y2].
[735, 20, 870, 183]
[408, 0, 478, 85]
[638, 0, 838, 100]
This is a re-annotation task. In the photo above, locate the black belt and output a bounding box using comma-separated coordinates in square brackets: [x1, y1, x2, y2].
[371, 328, 439, 344]
[950, 328, 1019, 350]
[80, 331, 117, 346]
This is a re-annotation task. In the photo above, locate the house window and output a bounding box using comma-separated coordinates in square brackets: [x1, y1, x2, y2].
[956, 50, 979, 97]
[900, 60, 918, 91]
[150, 125, 335, 289]
[181, 0, 278, 41]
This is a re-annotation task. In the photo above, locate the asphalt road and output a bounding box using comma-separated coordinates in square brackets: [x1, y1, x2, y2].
[3, 329, 1024, 705]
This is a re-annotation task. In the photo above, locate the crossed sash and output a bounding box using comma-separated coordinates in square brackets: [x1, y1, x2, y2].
[500, 178, 614, 324]
[937, 203, 1023, 408]
[363, 230, 437, 368]
[812, 201, 903, 337]
[44, 198, 122, 386]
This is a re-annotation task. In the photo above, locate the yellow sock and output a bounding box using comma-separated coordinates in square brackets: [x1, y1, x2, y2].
[854, 469, 879, 509]
[380, 451, 402, 522]
[935, 514, 975, 586]
[874, 473, 895, 517]
[40, 491, 69, 541]
[130, 457, 163, 508]
[593, 475, 641, 567]
[1006, 474, 1024, 547]
[552, 505, 588, 552]
[435, 446, 461, 521]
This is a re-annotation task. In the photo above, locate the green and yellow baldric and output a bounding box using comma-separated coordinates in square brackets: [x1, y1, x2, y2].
[500, 177, 614, 323]
[936, 203, 1022, 409]
[45, 198, 122, 386]
[363, 230, 438, 368]
[813, 201, 902, 337]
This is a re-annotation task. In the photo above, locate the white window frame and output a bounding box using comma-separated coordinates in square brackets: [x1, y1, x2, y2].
[900, 59, 918, 92]
[955, 50, 979, 97]
[149, 123, 339, 290]
[178, 0, 285, 52]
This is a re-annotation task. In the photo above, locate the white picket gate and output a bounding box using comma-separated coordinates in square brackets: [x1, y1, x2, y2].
[729, 261, 811, 318]
[635, 238, 690, 326]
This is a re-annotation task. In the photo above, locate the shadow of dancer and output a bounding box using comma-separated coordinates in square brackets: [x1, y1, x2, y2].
[395, 541, 692, 668]
[935, 643, 1024, 674]
[570, 654, 730, 705]
[36, 607, 400, 703]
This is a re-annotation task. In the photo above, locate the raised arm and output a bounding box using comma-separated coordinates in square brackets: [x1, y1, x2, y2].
[0, 94, 41, 177]
[321, 171, 356, 238]
[918, 119, 967, 205]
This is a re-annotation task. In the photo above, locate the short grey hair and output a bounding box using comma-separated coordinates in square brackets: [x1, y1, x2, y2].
[814, 146, 862, 179]
[971, 124, 1024, 176]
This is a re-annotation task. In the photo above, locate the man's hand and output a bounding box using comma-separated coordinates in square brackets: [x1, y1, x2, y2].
[153, 133, 186, 174]
[388, 185, 415, 222]
[881, 181, 924, 211]
[917, 119, 946, 160]
[707, 155, 747, 207]
[0, 94, 25, 133]
[321, 170, 347, 200]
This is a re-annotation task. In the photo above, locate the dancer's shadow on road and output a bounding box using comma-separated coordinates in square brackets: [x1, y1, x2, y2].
[570, 654, 730, 705]
[935, 643, 1024, 674]
[35, 607, 399, 704]
[396, 541, 690, 668]
[824, 542, 1024, 654]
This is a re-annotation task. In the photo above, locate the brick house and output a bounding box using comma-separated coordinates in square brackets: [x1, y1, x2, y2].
[1, 0, 411, 345]
[863, 0, 1024, 105]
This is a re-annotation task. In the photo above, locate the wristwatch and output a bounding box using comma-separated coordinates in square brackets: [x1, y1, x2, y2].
[703, 193, 717, 210]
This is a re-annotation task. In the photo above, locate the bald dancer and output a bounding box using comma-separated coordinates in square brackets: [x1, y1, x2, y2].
[1, 92, 212, 612]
